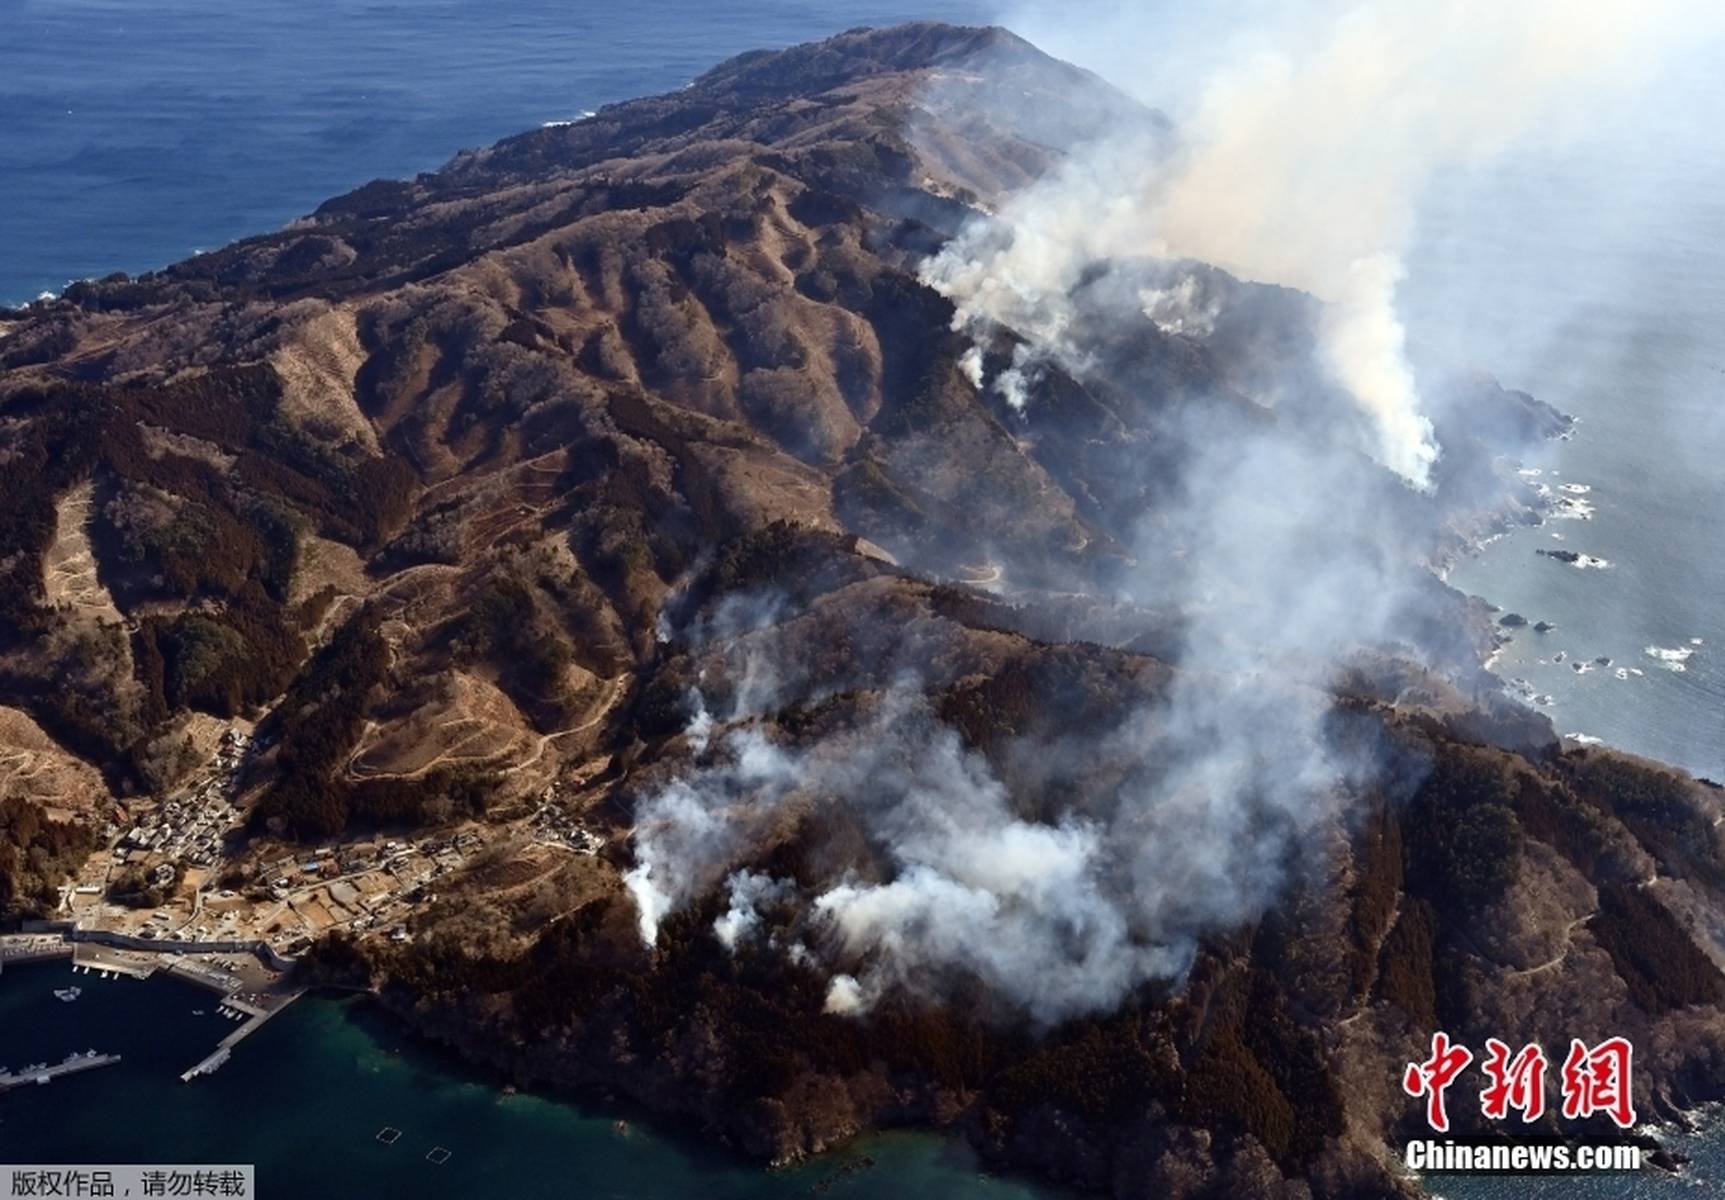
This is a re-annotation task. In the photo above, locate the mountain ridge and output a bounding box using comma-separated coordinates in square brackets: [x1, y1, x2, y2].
[2, 22, 1723, 1200]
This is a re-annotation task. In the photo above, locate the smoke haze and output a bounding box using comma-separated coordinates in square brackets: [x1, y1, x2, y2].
[623, 406, 1433, 1025]
[939, 0, 1723, 485]
[620, 1, 1722, 1024]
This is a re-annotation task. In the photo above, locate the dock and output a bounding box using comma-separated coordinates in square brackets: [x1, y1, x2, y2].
[0, 935, 74, 975]
[180, 1046, 231, 1081]
[71, 950, 157, 980]
[180, 990, 303, 1082]
[0, 1052, 121, 1092]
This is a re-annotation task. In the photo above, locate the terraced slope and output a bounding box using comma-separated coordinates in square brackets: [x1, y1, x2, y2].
[2, 24, 1723, 1199]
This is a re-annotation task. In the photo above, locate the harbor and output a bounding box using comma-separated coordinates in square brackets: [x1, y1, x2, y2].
[0, 959, 1046, 1200]
[0, 929, 304, 1083]
[180, 992, 302, 1082]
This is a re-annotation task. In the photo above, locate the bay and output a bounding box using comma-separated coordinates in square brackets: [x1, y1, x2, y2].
[0, 961, 1055, 1199]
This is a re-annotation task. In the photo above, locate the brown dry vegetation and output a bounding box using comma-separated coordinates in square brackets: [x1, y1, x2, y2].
[4, 22, 1725, 1200]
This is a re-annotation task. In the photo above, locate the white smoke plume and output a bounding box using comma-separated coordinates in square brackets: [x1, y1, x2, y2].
[713, 870, 792, 951]
[927, 0, 1714, 486]
[619, 2, 1720, 1026]
[1139, 273, 1220, 338]
[626, 683, 1236, 1024]
[623, 727, 802, 946]
[622, 418, 1409, 1026]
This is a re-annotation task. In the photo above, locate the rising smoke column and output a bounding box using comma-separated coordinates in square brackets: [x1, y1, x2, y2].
[619, 1, 1720, 1024]
[622, 428, 1408, 1027]
[929, 0, 1709, 487]
[625, 682, 1243, 1024]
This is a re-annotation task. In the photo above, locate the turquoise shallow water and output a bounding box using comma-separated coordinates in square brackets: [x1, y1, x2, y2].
[4, 960, 1717, 1198]
[0, 961, 1060, 1199]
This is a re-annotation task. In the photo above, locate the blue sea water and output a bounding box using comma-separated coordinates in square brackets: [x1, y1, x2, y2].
[0, 962, 1059, 1199]
[1399, 44, 1725, 1199]
[1402, 42, 1725, 783]
[4, 2, 1725, 1197]
[0, 0, 1008, 305]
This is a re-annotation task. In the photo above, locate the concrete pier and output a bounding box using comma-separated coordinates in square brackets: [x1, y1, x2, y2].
[71, 947, 156, 980]
[180, 1046, 231, 1082]
[2, 928, 303, 1087]
[0, 942, 73, 974]
[0, 1052, 121, 1092]
[180, 991, 302, 1083]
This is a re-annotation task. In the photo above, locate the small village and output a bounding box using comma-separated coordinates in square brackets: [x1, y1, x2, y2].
[55, 723, 610, 964]
[0, 716, 617, 1095]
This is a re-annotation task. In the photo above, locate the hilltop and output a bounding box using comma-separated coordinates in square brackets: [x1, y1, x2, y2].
[2, 23, 1724, 1200]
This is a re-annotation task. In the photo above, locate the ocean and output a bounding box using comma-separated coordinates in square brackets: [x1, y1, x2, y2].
[4, 1, 1724, 1196]
[0, 0, 1004, 306]
[1403, 39, 1725, 783]
[0, 961, 1058, 1200]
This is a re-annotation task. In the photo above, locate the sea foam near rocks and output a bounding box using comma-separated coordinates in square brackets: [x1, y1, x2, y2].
[1645, 644, 1696, 671]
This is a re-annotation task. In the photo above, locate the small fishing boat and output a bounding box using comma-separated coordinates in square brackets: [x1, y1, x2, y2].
[53, 986, 81, 1003]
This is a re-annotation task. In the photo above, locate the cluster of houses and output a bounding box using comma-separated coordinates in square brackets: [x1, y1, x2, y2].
[67, 718, 620, 959]
[243, 827, 499, 949]
[113, 727, 252, 869]
[532, 798, 606, 855]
